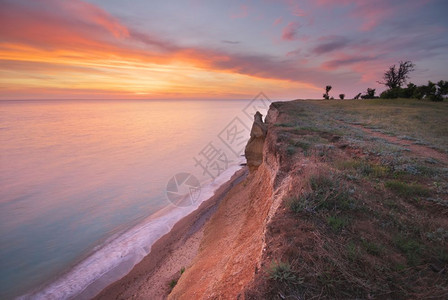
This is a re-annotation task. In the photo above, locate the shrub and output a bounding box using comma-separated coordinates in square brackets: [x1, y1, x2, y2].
[267, 260, 299, 284]
[286, 145, 296, 156]
[288, 194, 313, 213]
[327, 215, 349, 232]
[361, 239, 383, 256]
[361, 88, 376, 99]
[394, 236, 423, 265]
[339, 94, 345, 100]
[169, 279, 178, 289]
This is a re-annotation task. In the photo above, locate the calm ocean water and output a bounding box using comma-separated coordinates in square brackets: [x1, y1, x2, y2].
[0, 99, 269, 299]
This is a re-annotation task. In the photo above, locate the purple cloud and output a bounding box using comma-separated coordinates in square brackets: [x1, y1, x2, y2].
[282, 21, 301, 41]
[313, 36, 350, 54]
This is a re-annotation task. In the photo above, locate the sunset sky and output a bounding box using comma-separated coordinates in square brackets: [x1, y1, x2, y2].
[1, 0, 447, 100]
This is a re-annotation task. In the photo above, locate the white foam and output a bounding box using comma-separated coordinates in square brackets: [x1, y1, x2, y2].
[18, 164, 242, 300]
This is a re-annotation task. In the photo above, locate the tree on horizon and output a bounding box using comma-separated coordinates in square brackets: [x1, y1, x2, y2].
[378, 61, 415, 89]
[323, 85, 332, 99]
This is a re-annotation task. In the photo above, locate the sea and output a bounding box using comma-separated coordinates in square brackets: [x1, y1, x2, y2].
[0, 98, 270, 299]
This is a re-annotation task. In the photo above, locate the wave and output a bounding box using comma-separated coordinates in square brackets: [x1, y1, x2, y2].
[18, 164, 242, 300]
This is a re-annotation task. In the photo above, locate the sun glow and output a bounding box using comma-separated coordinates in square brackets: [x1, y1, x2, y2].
[0, 41, 316, 99]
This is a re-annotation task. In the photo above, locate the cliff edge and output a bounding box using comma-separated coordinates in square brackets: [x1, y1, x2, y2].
[170, 99, 448, 299]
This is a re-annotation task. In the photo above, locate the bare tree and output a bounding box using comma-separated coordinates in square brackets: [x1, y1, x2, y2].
[378, 61, 415, 89]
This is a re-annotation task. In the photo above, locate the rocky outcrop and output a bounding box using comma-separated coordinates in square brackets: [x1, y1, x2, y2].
[245, 111, 267, 172]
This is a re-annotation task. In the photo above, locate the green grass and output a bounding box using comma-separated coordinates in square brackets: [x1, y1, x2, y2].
[393, 235, 423, 265]
[248, 99, 448, 299]
[361, 239, 383, 256]
[293, 140, 311, 151]
[346, 241, 360, 261]
[327, 215, 350, 232]
[286, 145, 296, 156]
[335, 159, 389, 177]
[267, 260, 301, 284]
[288, 175, 355, 214]
[385, 180, 430, 197]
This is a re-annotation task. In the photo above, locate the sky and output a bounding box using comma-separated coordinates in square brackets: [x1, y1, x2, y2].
[0, 0, 447, 100]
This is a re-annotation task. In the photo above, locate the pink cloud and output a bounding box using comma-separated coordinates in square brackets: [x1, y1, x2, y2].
[0, 0, 379, 97]
[0, 0, 130, 50]
[273, 17, 283, 26]
[286, 49, 301, 57]
[282, 21, 301, 41]
[322, 54, 379, 70]
[282, 0, 308, 16]
[313, 35, 350, 54]
[230, 4, 249, 19]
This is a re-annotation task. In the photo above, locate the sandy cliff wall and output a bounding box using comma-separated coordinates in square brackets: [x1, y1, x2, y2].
[169, 104, 294, 299]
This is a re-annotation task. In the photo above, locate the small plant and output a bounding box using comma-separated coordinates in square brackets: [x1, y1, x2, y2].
[361, 239, 383, 256]
[169, 279, 178, 289]
[436, 248, 448, 264]
[288, 194, 312, 213]
[168, 267, 185, 291]
[327, 215, 349, 232]
[339, 94, 345, 100]
[293, 140, 311, 151]
[310, 174, 334, 191]
[286, 145, 296, 156]
[346, 241, 359, 261]
[267, 260, 299, 284]
[385, 180, 430, 197]
[394, 235, 423, 265]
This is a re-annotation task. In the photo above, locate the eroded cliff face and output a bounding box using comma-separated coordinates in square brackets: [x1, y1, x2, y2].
[245, 111, 268, 173]
[168, 104, 291, 299]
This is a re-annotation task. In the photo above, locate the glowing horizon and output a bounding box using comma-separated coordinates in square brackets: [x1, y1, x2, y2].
[1, 0, 447, 100]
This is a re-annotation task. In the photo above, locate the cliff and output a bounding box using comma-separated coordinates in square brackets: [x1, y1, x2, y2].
[168, 105, 284, 299]
[170, 100, 448, 299]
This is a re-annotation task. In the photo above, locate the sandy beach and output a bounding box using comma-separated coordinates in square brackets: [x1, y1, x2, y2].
[92, 167, 248, 300]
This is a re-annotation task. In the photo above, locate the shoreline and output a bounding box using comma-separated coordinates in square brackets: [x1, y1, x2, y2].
[92, 167, 248, 300]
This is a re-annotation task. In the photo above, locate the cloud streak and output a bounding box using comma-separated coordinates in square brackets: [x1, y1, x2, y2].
[0, 0, 446, 99]
[281, 21, 301, 41]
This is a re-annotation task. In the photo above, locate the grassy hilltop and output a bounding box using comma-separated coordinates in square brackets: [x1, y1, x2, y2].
[245, 98, 448, 299]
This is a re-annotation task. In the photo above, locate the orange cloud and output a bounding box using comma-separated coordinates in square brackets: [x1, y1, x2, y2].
[0, 0, 326, 100]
